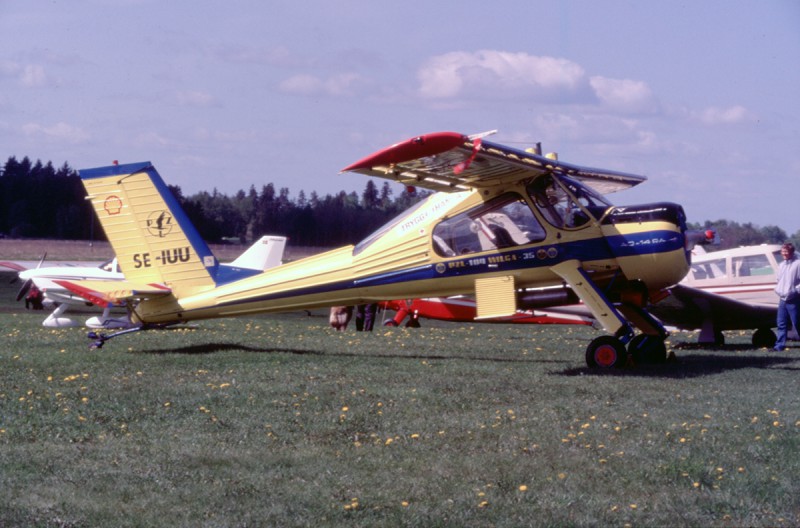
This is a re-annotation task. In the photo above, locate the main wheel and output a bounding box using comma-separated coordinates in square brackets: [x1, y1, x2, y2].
[586, 336, 627, 369]
[627, 334, 667, 364]
[405, 317, 421, 328]
[752, 328, 777, 349]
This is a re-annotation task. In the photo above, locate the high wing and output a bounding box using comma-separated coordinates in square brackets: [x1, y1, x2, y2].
[649, 284, 776, 334]
[54, 279, 172, 307]
[342, 131, 647, 194]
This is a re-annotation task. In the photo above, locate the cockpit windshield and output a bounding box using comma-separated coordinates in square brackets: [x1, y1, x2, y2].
[527, 174, 611, 229]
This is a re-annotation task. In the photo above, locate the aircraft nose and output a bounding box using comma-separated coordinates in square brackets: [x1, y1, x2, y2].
[607, 202, 686, 227]
[605, 201, 690, 260]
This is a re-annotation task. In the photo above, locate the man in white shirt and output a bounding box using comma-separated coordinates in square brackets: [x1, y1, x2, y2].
[774, 243, 800, 351]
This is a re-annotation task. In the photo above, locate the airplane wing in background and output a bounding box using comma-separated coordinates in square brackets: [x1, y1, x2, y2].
[342, 131, 647, 194]
[54, 279, 172, 307]
[0, 261, 28, 272]
[649, 284, 777, 343]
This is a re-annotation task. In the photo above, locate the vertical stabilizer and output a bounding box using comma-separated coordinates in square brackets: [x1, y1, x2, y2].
[228, 235, 287, 270]
[79, 162, 218, 297]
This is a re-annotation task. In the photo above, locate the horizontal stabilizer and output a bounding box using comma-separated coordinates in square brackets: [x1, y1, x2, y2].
[54, 279, 172, 307]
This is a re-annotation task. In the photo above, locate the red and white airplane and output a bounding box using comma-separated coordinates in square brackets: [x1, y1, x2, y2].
[380, 294, 593, 327]
[1, 236, 287, 329]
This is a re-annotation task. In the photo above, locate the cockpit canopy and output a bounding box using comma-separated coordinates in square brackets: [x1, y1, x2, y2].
[354, 172, 614, 257]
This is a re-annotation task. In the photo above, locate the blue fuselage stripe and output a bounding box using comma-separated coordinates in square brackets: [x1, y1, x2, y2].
[210, 229, 683, 310]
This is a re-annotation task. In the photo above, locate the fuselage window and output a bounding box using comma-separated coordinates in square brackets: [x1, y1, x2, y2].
[432, 193, 545, 257]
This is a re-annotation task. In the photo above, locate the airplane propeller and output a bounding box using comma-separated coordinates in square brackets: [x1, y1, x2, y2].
[15, 252, 47, 302]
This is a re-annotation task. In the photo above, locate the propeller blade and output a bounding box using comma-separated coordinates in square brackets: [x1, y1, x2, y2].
[16, 279, 33, 302]
[36, 252, 47, 269]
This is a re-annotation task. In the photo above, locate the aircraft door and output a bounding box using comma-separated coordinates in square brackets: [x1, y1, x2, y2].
[431, 192, 546, 257]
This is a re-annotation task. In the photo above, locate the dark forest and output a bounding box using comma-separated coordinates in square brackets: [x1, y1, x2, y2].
[1, 156, 796, 249]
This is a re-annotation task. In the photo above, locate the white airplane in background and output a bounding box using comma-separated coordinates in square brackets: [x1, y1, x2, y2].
[1, 235, 287, 329]
[648, 243, 796, 347]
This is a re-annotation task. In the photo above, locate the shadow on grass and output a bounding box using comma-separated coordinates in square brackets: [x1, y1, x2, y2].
[557, 352, 800, 378]
[132, 342, 571, 364]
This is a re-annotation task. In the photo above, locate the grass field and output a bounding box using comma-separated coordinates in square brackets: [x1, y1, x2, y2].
[1, 269, 799, 527]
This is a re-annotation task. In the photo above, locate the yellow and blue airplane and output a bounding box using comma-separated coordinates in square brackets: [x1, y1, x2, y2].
[60, 131, 693, 368]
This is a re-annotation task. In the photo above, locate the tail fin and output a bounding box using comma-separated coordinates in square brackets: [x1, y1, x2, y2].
[228, 235, 287, 270]
[79, 162, 218, 298]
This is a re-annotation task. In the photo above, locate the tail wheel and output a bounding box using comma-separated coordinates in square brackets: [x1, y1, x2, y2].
[627, 334, 667, 364]
[586, 336, 626, 369]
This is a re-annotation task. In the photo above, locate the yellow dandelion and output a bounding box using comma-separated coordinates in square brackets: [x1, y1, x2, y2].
[401, 501, 409, 507]
[518, 485, 528, 492]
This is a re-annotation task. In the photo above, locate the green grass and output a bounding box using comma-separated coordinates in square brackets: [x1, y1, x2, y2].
[1, 271, 799, 527]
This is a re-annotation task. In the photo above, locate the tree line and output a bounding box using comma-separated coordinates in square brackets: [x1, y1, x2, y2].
[1, 155, 798, 249]
[0, 156, 426, 247]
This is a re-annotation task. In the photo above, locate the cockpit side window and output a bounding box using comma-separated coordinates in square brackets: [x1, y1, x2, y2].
[527, 174, 610, 229]
[432, 193, 545, 256]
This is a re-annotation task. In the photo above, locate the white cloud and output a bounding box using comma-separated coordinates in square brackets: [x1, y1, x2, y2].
[589, 76, 657, 113]
[20, 64, 47, 87]
[176, 90, 218, 107]
[279, 72, 365, 97]
[132, 130, 173, 148]
[0, 60, 21, 78]
[214, 45, 296, 67]
[0, 60, 47, 87]
[416, 50, 590, 101]
[696, 105, 753, 125]
[22, 121, 89, 143]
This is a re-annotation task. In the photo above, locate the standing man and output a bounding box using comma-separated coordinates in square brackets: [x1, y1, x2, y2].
[774, 242, 800, 351]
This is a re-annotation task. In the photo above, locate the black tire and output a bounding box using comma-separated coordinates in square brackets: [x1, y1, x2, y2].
[405, 318, 421, 328]
[627, 334, 667, 364]
[586, 336, 627, 369]
[752, 328, 777, 349]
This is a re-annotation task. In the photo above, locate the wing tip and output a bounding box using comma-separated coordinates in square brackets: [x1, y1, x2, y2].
[342, 131, 468, 173]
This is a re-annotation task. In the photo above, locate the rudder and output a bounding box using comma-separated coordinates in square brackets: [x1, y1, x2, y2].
[79, 162, 218, 298]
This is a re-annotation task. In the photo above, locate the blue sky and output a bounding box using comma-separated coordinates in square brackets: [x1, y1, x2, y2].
[2, 0, 799, 235]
